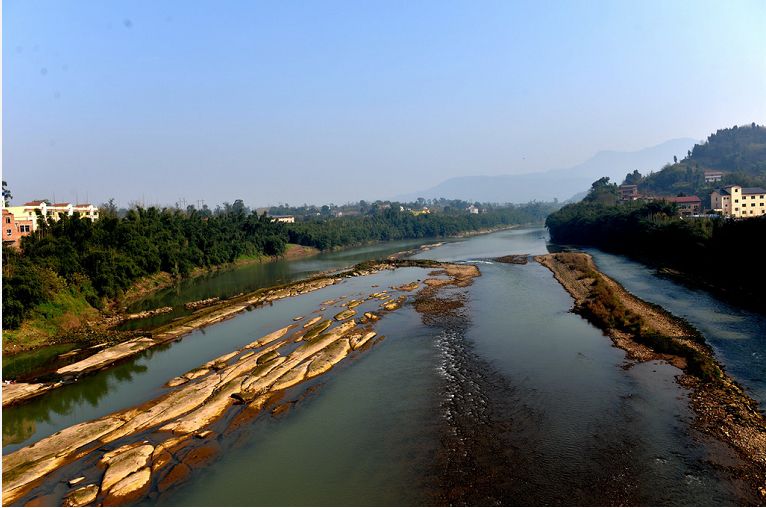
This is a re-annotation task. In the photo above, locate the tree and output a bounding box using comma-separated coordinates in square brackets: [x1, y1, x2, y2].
[2, 180, 12, 205]
[673, 155, 678, 164]
[585, 177, 618, 205]
[624, 170, 642, 185]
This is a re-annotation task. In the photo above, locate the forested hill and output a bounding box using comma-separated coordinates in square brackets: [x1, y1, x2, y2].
[622, 123, 766, 201]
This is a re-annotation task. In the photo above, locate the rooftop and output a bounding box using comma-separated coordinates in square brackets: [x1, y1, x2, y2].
[742, 187, 766, 194]
[664, 196, 701, 203]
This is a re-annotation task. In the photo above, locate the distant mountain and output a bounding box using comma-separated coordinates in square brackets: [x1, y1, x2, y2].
[397, 138, 696, 203]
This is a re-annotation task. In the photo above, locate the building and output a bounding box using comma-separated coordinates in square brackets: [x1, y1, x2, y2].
[2, 209, 34, 248]
[2, 201, 100, 248]
[618, 184, 639, 202]
[711, 186, 766, 218]
[467, 205, 479, 214]
[73, 204, 100, 220]
[704, 170, 724, 183]
[269, 215, 295, 223]
[662, 196, 702, 217]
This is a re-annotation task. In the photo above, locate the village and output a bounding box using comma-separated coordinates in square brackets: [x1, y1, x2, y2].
[618, 171, 766, 219]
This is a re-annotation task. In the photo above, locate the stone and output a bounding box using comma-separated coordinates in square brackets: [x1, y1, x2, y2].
[166, 377, 188, 387]
[333, 309, 356, 321]
[63, 484, 99, 507]
[307, 339, 351, 378]
[157, 463, 191, 493]
[303, 316, 323, 328]
[244, 325, 294, 349]
[202, 351, 239, 369]
[56, 338, 155, 376]
[351, 331, 377, 350]
[3, 416, 129, 505]
[67, 477, 85, 487]
[160, 376, 246, 435]
[151, 449, 173, 474]
[256, 350, 280, 365]
[100, 444, 154, 493]
[180, 443, 219, 469]
[183, 368, 210, 380]
[302, 320, 332, 341]
[271, 362, 310, 391]
[101, 467, 151, 506]
[3, 382, 59, 407]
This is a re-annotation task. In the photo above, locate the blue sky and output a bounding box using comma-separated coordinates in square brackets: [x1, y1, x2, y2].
[4, 0, 766, 207]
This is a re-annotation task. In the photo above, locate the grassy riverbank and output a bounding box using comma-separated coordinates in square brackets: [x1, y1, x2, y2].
[537, 252, 766, 496]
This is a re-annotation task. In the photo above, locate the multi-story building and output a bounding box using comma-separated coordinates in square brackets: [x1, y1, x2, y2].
[2, 209, 34, 248]
[662, 196, 702, 217]
[618, 184, 639, 202]
[704, 170, 724, 183]
[2, 201, 100, 248]
[711, 186, 766, 218]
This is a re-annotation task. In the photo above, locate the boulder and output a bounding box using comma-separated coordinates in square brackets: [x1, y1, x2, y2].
[62, 484, 99, 507]
[100, 444, 154, 493]
[333, 309, 356, 321]
[101, 467, 151, 506]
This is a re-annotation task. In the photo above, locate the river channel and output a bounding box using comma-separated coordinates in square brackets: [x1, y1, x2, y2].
[4, 228, 764, 505]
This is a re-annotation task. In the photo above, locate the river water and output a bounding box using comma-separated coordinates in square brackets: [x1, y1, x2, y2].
[4, 228, 764, 505]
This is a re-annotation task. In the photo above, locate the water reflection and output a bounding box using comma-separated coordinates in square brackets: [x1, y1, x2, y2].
[3, 356, 151, 447]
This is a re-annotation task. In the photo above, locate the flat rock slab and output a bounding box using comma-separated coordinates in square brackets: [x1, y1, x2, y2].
[2, 382, 60, 407]
[56, 338, 155, 376]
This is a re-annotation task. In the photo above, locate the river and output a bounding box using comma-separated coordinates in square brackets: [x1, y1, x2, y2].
[4, 228, 764, 505]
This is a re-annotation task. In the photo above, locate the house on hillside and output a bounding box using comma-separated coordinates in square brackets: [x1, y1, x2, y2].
[2, 209, 34, 248]
[618, 184, 640, 202]
[467, 205, 479, 214]
[704, 170, 724, 183]
[711, 186, 766, 218]
[662, 196, 702, 217]
[269, 215, 295, 223]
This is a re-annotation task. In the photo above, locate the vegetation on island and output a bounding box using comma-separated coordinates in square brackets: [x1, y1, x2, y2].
[2, 197, 556, 346]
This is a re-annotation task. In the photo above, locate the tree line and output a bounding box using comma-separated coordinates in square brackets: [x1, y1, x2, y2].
[3, 201, 556, 329]
[2, 207, 286, 329]
[545, 196, 766, 308]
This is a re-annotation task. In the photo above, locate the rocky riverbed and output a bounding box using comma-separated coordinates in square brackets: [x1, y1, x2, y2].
[1, 261, 478, 506]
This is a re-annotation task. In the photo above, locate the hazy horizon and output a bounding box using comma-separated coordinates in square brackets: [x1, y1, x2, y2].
[5, 0, 766, 207]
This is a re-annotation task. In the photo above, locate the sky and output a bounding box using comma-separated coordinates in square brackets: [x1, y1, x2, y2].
[4, 0, 766, 207]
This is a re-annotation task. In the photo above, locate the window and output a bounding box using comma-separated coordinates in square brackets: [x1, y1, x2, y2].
[6, 229, 11, 236]
[4, 217, 10, 224]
